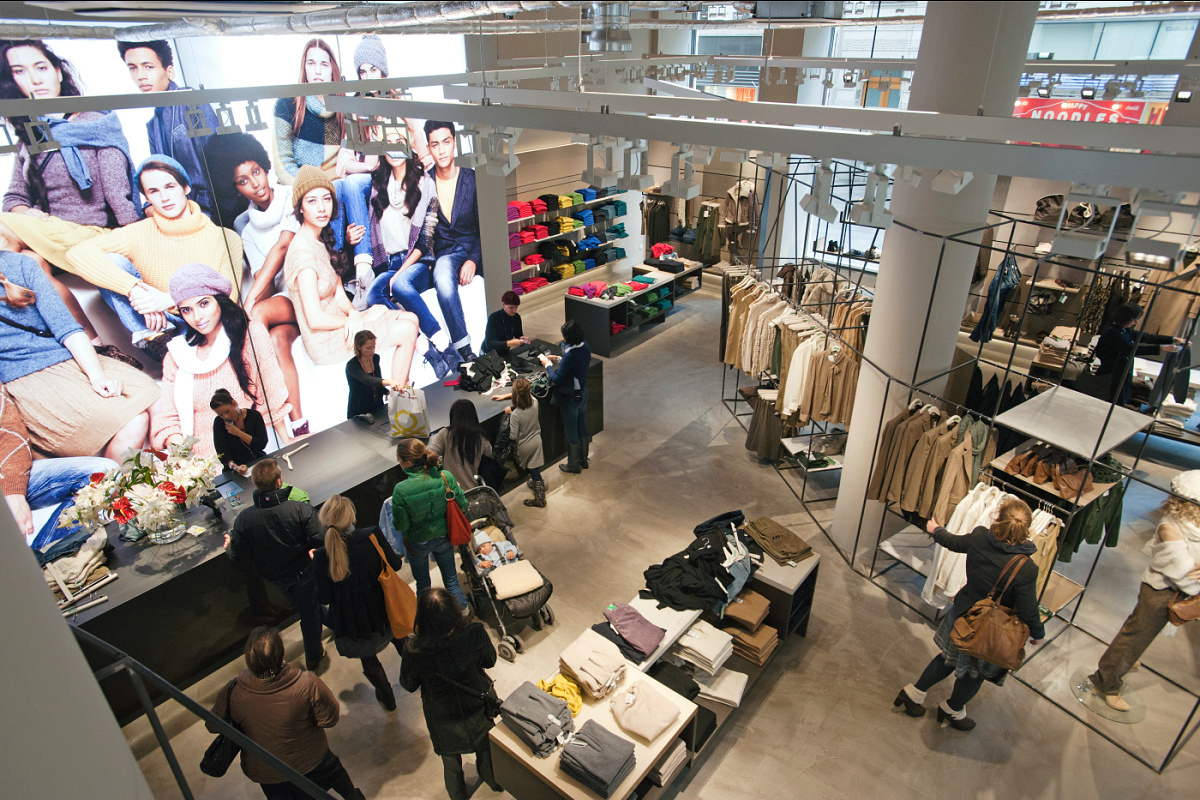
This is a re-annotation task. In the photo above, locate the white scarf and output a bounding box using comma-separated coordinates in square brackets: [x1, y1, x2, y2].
[246, 184, 289, 233]
[166, 328, 231, 437]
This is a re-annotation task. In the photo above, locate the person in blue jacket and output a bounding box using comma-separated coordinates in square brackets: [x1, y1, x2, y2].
[118, 40, 219, 220]
[538, 319, 592, 474]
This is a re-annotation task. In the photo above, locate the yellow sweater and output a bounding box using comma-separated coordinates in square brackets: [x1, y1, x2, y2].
[65, 201, 243, 300]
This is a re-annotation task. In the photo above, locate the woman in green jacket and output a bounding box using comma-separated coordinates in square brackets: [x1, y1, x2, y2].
[392, 438, 469, 612]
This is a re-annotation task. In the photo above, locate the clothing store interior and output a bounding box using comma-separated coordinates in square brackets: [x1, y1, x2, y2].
[5, 2, 1200, 799]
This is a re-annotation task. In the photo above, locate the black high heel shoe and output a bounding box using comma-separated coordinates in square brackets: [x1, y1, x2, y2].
[893, 690, 926, 718]
[936, 707, 976, 731]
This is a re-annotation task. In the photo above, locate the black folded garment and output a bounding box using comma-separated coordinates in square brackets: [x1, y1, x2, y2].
[644, 257, 686, 272]
[559, 720, 636, 798]
[646, 661, 699, 700]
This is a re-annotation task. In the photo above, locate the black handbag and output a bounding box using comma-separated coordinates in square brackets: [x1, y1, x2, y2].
[441, 672, 503, 720]
[200, 679, 241, 777]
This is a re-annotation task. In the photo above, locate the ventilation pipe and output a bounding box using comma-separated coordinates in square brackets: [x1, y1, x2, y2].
[584, 2, 633, 53]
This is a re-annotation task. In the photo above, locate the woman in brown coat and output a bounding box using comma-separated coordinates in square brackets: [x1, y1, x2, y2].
[209, 626, 364, 800]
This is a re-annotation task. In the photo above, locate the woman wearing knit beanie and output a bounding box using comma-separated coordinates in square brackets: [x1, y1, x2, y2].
[149, 262, 293, 459]
[284, 165, 420, 389]
[64, 156, 244, 361]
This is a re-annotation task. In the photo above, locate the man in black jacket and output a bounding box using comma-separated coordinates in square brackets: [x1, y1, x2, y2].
[225, 459, 326, 670]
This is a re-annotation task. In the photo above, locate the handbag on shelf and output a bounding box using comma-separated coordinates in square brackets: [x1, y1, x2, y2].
[950, 555, 1031, 671]
[369, 532, 417, 638]
[442, 472, 473, 547]
[199, 679, 242, 777]
[1167, 591, 1200, 626]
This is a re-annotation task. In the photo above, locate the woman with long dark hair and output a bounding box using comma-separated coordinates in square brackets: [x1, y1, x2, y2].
[271, 37, 373, 298]
[0, 38, 139, 357]
[282, 166, 418, 386]
[428, 398, 492, 490]
[210, 388, 267, 475]
[1086, 301, 1183, 407]
[150, 263, 292, 457]
[313, 494, 405, 712]
[399, 587, 501, 800]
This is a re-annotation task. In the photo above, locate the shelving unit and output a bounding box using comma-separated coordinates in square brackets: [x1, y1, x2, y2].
[775, 429, 845, 505]
[564, 262, 704, 357]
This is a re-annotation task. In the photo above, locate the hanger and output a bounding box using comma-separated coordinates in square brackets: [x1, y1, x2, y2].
[946, 414, 961, 427]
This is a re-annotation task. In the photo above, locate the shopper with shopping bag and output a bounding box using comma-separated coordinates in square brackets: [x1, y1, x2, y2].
[312, 494, 409, 712]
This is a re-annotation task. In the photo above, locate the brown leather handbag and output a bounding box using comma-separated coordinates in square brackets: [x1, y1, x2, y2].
[1167, 591, 1200, 627]
[951, 555, 1032, 671]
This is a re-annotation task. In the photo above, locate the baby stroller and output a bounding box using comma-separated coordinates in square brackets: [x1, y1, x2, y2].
[457, 484, 555, 662]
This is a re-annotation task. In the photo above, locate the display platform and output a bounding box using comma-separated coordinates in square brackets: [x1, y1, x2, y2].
[73, 340, 603, 723]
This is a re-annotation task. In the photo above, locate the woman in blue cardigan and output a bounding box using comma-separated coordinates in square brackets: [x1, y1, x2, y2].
[538, 319, 591, 474]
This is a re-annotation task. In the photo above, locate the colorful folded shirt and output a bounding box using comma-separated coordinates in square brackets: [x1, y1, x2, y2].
[625, 281, 648, 291]
[530, 198, 548, 213]
[507, 204, 522, 221]
[508, 233, 522, 248]
[558, 195, 574, 208]
[569, 191, 585, 205]
[578, 187, 598, 202]
[573, 259, 586, 275]
[534, 224, 549, 238]
[553, 264, 575, 280]
[568, 287, 587, 297]
[610, 321, 626, 334]
[651, 242, 675, 258]
[523, 253, 545, 266]
[510, 259, 522, 273]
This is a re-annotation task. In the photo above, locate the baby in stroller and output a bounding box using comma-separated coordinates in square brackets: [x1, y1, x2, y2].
[474, 530, 518, 571]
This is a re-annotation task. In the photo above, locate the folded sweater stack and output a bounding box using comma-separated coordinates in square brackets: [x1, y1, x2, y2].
[500, 681, 573, 757]
[608, 679, 680, 742]
[559, 629, 627, 699]
[694, 668, 749, 707]
[723, 622, 779, 667]
[668, 619, 733, 675]
[648, 738, 688, 787]
[559, 720, 635, 799]
[743, 517, 813, 566]
[722, 587, 770, 632]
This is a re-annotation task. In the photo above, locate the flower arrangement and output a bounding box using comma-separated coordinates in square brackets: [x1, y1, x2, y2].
[64, 437, 221, 534]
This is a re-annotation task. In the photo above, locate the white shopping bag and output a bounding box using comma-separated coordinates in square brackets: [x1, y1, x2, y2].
[389, 385, 430, 438]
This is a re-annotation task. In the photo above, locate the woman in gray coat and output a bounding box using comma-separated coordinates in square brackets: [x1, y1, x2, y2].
[495, 377, 546, 508]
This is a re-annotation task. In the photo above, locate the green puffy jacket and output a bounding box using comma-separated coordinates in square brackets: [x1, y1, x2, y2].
[391, 466, 467, 544]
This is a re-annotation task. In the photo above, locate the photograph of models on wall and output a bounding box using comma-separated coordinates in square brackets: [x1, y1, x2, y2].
[0, 33, 486, 486]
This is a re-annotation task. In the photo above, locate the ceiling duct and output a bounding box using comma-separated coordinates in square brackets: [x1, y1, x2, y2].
[584, 2, 633, 53]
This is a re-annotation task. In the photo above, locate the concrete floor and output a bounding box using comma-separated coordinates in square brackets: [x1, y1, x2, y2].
[132, 284, 1200, 799]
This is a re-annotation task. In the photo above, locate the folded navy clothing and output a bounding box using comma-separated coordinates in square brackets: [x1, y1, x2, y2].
[559, 719, 636, 798]
[591, 622, 644, 663]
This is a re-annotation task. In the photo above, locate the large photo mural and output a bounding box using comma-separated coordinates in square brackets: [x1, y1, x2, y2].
[0, 32, 482, 522]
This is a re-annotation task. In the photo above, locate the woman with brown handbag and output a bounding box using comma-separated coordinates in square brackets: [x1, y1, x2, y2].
[1089, 472, 1200, 712]
[312, 494, 405, 711]
[894, 498, 1045, 731]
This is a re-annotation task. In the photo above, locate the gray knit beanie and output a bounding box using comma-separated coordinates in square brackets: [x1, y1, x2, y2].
[354, 35, 388, 77]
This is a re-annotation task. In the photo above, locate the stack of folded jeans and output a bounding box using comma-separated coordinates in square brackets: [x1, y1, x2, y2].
[559, 629, 627, 699]
[668, 620, 733, 675]
[558, 720, 635, 798]
[500, 681, 573, 757]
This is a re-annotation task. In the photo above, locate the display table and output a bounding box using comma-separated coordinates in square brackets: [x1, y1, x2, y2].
[490, 669, 696, 800]
[564, 263, 703, 357]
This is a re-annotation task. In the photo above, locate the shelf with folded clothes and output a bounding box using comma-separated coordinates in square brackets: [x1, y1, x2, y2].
[506, 194, 629, 225]
[779, 437, 843, 473]
[510, 241, 618, 275]
[509, 219, 628, 250]
[988, 441, 1130, 510]
[513, 256, 630, 301]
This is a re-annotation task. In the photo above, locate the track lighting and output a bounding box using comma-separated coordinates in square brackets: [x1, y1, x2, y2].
[1081, 87, 1096, 100]
[1177, 89, 1193, 103]
[850, 164, 893, 229]
[662, 143, 699, 200]
[800, 158, 837, 223]
[932, 170, 972, 195]
[616, 138, 653, 192]
[1037, 86, 1051, 98]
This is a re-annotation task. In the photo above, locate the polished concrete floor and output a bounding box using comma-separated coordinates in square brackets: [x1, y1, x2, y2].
[132, 285, 1200, 799]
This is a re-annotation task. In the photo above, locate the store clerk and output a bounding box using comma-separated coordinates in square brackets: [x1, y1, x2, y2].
[481, 290, 528, 358]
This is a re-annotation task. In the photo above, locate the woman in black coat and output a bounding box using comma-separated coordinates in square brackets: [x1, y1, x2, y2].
[894, 498, 1046, 731]
[399, 587, 501, 800]
[346, 329, 402, 418]
[538, 319, 592, 474]
[313, 494, 404, 711]
[1089, 302, 1182, 407]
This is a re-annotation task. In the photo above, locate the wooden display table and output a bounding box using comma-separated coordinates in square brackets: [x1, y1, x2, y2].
[490, 670, 696, 800]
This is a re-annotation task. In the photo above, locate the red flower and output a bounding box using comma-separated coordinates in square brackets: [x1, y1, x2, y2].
[90, 472, 108, 484]
[162, 481, 188, 504]
[111, 496, 136, 524]
[147, 448, 168, 462]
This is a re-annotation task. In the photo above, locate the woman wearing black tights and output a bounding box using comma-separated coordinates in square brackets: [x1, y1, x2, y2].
[894, 498, 1045, 730]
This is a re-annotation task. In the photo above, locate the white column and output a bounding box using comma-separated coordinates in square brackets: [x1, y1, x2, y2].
[831, 2, 1038, 562]
[0, 506, 154, 798]
[475, 166, 513, 315]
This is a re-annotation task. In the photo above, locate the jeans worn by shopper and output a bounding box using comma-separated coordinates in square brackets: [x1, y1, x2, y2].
[97, 254, 184, 344]
[258, 748, 362, 800]
[391, 246, 471, 347]
[558, 386, 589, 447]
[27, 456, 114, 556]
[270, 565, 325, 667]
[970, 254, 1021, 344]
[403, 534, 468, 611]
[441, 750, 497, 800]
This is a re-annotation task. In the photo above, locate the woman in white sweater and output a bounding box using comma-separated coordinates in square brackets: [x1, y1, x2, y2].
[1088, 471, 1200, 711]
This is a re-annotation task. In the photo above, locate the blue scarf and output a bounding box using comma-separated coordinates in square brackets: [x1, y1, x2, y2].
[41, 111, 136, 192]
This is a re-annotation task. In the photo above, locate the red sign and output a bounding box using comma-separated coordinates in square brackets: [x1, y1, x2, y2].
[1012, 98, 1146, 124]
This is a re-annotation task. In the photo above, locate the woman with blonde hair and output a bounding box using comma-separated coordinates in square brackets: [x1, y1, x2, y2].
[345, 328, 401, 419]
[312, 494, 405, 711]
[1089, 472, 1200, 711]
[894, 498, 1045, 731]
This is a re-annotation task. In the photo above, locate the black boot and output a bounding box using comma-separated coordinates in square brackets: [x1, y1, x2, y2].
[364, 662, 396, 712]
[559, 444, 582, 474]
[523, 480, 547, 507]
[580, 437, 590, 469]
[457, 344, 477, 362]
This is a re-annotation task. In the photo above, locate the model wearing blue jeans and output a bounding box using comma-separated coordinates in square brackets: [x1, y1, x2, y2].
[385, 246, 472, 351]
[26, 455, 117, 564]
[403, 534, 469, 612]
[98, 254, 184, 345]
[331, 173, 374, 264]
